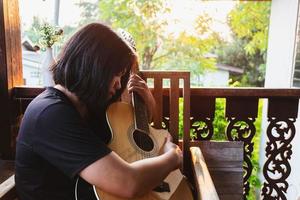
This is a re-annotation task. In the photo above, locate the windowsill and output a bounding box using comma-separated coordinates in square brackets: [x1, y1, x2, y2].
[13, 86, 45, 99]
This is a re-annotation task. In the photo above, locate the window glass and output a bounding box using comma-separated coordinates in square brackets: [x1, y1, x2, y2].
[19, 0, 98, 86]
[293, 12, 300, 87]
[19, 1, 270, 88]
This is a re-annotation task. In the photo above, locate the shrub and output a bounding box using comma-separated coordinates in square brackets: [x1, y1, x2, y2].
[38, 22, 63, 48]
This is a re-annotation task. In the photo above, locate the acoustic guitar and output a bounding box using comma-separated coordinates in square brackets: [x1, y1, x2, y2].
[75, 89, 194, 200]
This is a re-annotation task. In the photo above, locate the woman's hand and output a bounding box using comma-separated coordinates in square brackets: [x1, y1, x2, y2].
[163, 133, 183, 170]
[127, 74, 156, 121]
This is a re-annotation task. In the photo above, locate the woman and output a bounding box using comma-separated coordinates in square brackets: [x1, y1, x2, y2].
[15, 22, 182, 200]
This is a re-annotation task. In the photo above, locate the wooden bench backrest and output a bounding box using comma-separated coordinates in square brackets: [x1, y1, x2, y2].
[141, 71, 191, 172]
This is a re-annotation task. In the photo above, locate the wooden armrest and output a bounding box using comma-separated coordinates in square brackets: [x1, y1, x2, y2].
[190, 147, 219, 200]
[0, 175, 16, 200]
[0, 160, 16, 200]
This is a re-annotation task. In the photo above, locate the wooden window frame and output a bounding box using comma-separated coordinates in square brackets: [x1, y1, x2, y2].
[0, 0, 23, 159]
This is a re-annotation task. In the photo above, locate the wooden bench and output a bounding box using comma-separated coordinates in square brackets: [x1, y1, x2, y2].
[0, 160, 17, 200]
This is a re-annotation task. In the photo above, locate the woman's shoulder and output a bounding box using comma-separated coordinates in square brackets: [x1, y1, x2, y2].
[24, 87, 76, 122]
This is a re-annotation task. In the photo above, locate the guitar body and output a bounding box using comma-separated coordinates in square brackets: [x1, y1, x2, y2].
[75, 102, 193, 200]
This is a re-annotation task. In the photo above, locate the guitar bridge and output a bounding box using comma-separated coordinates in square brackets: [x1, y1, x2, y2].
[153, 181, 170, 193]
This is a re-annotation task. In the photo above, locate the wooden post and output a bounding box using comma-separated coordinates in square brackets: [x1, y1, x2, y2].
[0, 0, 23, 159]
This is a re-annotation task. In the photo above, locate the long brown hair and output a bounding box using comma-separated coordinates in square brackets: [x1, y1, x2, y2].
[51, 23, 136, 114]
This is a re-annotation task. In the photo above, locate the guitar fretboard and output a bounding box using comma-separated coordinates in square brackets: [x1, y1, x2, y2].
[132, 92, 150, 134]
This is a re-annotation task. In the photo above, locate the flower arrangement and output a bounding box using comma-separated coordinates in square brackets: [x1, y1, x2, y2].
[38, 22, 63, 48]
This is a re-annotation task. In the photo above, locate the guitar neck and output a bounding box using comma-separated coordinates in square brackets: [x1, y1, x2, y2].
[132, 92, 150, 134]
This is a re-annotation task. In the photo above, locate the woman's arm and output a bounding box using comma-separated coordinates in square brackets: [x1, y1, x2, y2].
[79, 135, 182, 199]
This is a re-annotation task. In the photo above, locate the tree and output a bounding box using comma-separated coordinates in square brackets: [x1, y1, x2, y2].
[76, 1, 100, 26]
[23, 16, 42, 44]
[229, 2, 271, 56]
[154, 31, 219, 86]
[99, 0, 219, 76]
[216, 36, 266, 87]
[99, 0, 170, 70]
[217, 2, 271, 87]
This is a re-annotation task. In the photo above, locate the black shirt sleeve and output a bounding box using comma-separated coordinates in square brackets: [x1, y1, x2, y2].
[33, 102, 112, 179]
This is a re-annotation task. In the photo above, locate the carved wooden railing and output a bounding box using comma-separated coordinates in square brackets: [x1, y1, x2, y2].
[185, 88, 299, 200]
[11, 86, 300, 200]
[144, 84, 299, 199]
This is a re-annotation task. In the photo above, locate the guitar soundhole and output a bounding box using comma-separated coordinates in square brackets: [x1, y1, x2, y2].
[133, 129, 154, 152]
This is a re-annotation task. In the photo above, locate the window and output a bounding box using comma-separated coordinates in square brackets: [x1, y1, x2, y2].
[19, 0, 98, 86]
[19, 0, 271, 88]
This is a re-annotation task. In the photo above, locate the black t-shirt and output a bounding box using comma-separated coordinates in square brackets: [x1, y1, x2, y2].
[15, 87, 112, 200]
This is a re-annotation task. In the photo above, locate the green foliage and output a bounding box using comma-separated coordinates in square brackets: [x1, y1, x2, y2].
[76, 1, 100, 26]
[216, 2, 271, 87]
[211, 98, 227, 140]
[99, 0, 219, 78]
[23, 16, 42, 44]
[99, 0, 169, 70]
[178, 98, 184, 139]
[248, 100, 263, 200]
[156, 32, 217, 72]
[216, 37, 266, 87]
[229, 2, 271, 56]
[38, 23, 63, 48]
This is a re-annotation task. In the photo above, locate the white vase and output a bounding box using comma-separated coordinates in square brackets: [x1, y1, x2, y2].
[41, 47, 55, 86]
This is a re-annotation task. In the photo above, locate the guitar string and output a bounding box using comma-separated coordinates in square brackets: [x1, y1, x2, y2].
[135, 95, 153, 160]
